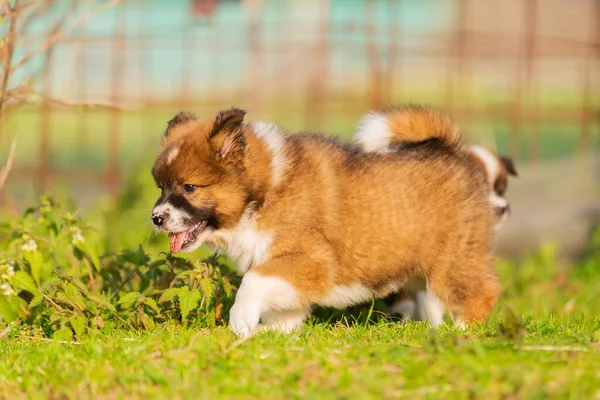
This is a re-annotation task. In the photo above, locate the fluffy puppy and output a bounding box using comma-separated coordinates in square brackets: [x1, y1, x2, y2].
[355, 107, 517, 324]
[151, 106, 500, 337]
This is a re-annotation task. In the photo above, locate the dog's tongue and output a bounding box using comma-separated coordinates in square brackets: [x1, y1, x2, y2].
[169, 231, 187, 253]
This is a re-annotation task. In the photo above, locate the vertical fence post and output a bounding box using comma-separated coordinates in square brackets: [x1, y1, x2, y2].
[386, 0, 401, 104]
[37, 11, 54, 192]
[305, 0, 330, 131]
[244, 0, 263, 118]
[525, 0, 539, 163]
[458, 0, 470, 112]
[445, 0, 467, 115]
[107, 4, 125, 195]
[579, 0, 600, 156]
[366, 0, 383, 110]
[180, 5, 191, 111]
[75, 0, 89, 153]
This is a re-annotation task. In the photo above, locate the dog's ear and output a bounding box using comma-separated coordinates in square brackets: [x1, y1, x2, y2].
[208, 107, 247, 164]
[164, 111, 197, 136]
[500, 156, 518, 176]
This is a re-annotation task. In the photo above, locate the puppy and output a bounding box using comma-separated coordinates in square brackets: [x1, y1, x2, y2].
[151, 106, 500, 337]
[355, 109, 517, 324]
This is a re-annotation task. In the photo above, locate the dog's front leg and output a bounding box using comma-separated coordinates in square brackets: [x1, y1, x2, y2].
[229, 254, 327, 338]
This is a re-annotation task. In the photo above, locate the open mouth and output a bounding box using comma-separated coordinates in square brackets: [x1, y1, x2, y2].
[168, 220, 208, 253]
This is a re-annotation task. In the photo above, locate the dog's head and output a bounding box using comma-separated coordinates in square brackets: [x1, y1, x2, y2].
[150, 108, 253, 253]
[468, 145, 518, 226]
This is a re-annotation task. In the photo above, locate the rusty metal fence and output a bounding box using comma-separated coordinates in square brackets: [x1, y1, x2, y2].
[1, 0, 599, 210]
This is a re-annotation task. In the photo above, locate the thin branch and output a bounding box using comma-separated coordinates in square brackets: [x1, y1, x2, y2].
[12, 0, 124, 72]
[18, 0, 54, 36]
[0, 3, 18, 116]
[12, 90, 139, 110]
[0, 139, 16, 191]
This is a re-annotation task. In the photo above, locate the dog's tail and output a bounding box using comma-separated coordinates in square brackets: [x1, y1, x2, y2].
[354, 105, 462, 153]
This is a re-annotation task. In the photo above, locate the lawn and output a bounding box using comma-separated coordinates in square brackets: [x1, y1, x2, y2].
[2, 317, 599, 399]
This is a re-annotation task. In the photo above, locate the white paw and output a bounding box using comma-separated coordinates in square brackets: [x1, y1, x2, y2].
[229, 271, 302, 338]
[229, 301, 261, 338]
[388, 298, 418, 321]
[416, 290, 446, 327]
[261, 309, 309, 334]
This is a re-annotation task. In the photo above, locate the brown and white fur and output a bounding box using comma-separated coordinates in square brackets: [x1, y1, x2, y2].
[151, 106, 501, 337]
[355, 108, 517, 325]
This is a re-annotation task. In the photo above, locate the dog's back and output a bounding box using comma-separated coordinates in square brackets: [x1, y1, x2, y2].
[260, 129, 499, 323]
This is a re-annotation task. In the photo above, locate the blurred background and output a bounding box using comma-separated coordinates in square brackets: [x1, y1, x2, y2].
[0, 0, 599, 259]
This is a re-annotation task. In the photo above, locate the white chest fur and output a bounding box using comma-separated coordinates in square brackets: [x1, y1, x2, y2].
[209, 209, 273, 273]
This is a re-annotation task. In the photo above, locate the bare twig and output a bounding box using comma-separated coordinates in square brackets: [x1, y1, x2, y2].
[0, 3, 18, 117]
[12, 0, 124, 72]
[12, 90, 139, 110]
[0, 139, 16, 191]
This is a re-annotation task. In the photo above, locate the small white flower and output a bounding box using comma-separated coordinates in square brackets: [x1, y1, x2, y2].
[0, 263, 14, 280]
[0, 283, 14, 296]
[21, 239, 38, 252]
[72, 228, 85, 244]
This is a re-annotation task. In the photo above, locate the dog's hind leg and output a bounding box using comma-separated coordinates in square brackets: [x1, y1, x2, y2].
[426, 254, 500, 326]
[415, 290, 446, 326]
[261, 308, 312, 334]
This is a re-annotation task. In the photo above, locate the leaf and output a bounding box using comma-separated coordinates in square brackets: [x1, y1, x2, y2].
[117, 291, 140, 307]
[92, 316, 105, 328]
[11, 271, 38, 293]
[53, 327, 73, 342]
[23, 250, 44, 286]
[158, 288, 179, 304]
[122, 246, 150, 266]
[148, 259, 167, 269]
[215, 302, 223, 321]
[176, 287, 201, 323]
[141, 313, 156, 330]
[197, 277, 215, 300]
[176, 270, 191, 279]
[29, 293, 44, 308]
[88, 294, 116, 312]
[143, 298, 160, 314]
[69, 316, 87, 339]
[0, 298, 18, 322]
[74, 242, 101, 271]
[206, 309, 216, 328]
[221, 277, 234, 299]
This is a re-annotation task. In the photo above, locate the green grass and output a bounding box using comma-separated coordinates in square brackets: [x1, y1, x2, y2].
[2, 240, 600, 399]
[1, 317, 599, 399]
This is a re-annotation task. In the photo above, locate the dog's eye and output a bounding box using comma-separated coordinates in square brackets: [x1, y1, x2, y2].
[183, 184, 197, 194]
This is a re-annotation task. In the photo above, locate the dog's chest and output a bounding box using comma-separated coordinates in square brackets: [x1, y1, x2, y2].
[211, 212, 273, 273]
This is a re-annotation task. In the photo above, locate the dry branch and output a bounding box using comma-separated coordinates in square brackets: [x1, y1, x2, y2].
[0, 0, 126, 121]
[11, 0, 124, 72]
[0, 139, 16, 191]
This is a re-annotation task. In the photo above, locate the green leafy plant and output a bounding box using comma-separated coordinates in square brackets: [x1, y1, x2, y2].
[0, 195, 239, 340]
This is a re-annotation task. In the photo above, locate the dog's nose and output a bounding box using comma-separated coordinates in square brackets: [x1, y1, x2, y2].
[152, 213, 167, 226]
[496, 205, 510, 216]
